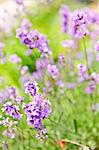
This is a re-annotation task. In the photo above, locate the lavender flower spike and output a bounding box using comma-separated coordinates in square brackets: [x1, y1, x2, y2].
[2, 102, 22, 120]
[25, 81, 39, 96]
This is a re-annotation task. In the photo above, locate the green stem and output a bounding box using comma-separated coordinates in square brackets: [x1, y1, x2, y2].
[28, 131, 31, 150]
[61, 138, 90, 149]
[83, 37, 90, 74]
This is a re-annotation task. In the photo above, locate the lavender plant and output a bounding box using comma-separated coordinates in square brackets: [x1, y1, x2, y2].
[0, 1, 99, 150]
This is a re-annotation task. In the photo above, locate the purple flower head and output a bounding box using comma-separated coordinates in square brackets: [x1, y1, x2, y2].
[24, 94, 51, 130]
[2, 102, 22, 120]
[25, 81, 39, 96]
[95, 41, 99, 52]
[85, 8, 99, 24]
[36, 59, 44, 71]
[15, 0, 23, 5]
[47, 64, 59, 79]
[36, 58, 50, 71]
[58, 54, 65, 67]
[77, 64, 89, 80]
[60, 4, 69, 33]
[0, 88, 10, 103]
[96, 53, 99, 61]
[21, 18, 32, 30]
[21, 66, 28, 75]
[36, 128, 48, 140]
[0, 42, 5, 51]
[56, 80, 64, 87]
[20, 73, 32, 85]
[43, 81, 53, 95]
[61, 40, 76, 49]
[91, 72, 99, 84]
[27, 30, 52, 55]
[85, 81, 96, 94]
[17, 27, 52, 55]
[71, 9, 89, 38]
[16, 28, 30, 45]
[1, 57, 7, 64]
[32, 71, 43, 80]
[0, 117, 17, 139]
[10, 54, 22, 63]
[3, 128, 15, 139]
[8, 87, 16, 99]
[15, 96, 24, 104]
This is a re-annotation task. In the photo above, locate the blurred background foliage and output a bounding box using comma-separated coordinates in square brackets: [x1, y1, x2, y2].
[0, 0, 98, 86]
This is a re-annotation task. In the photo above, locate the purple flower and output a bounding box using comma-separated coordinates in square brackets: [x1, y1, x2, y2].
[15, 96, 24, 104]
[96, 53, 99, 61]
[60, 4, 69, 33]
[0, 42, 5, 51]
[43, 81, 53, 95]
[36, 58, 50, 71]
[47, 64, 59, 79]
[91, 72, 99, 84]
[21, 18, 32, 30]
[8, 87, 16, 99]
[25, 81, 39, 96]
[85, 8, 99, 24]
[32, 71, 43, 80]
[15, 0, 23, 4]
[2, 102, 22, 120]
[3, 128, 15, 139]
[16, 28, 29, 44]
[61, 40, 76, 49]
[10, 54, 22, 63]
[36, 59, 44, 71]
[20, 73, 32, 85]
[77, 64, 89, 80]
[17, 28, 52, 55]
[36, 128, 48, 140]
[95, 41, 99, 52]
[85, 81, 96, 94]
[21, 66, 28, 75]
[56, 80, 64, 87]
[0, 117, 17, 139]
[71, 9, 89, 38]
[0, 88, 10, 103]
[24, 94, 51, 130]
[58, 54, 65, 67]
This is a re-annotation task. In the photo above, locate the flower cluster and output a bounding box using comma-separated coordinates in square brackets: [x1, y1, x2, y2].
[71, 10, 89, 38]
[77, 64, 99, 94]
[60, 4, 69, 33]
[0, 117, 17, 139]
[47, 64, 59, 79]
[10, 54, 22, 63]
[15, 0, 23, 5]
[24, 94, 51, 130]
[17, 27, 52, 55]
[25, 81, 39, 96]
[77, 64, 89, 82]
[2, 102, 22, 120]
[58, 54, 65, 67]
